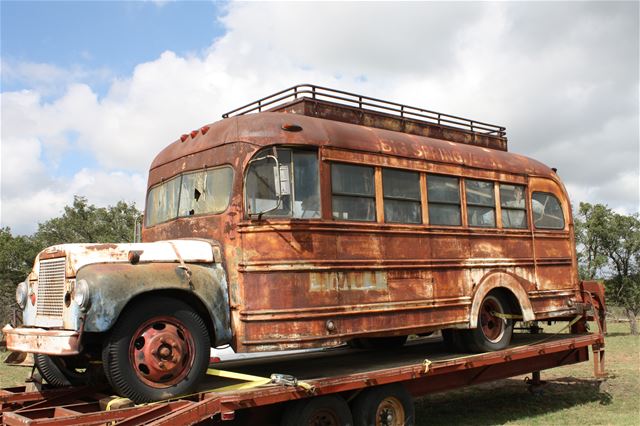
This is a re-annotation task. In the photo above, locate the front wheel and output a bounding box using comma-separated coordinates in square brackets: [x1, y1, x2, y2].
[464, 293, 514, 352]
[102, 297, 210, 403]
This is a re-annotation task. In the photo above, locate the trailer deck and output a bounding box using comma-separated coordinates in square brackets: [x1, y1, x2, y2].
[0, 327, 605, 426]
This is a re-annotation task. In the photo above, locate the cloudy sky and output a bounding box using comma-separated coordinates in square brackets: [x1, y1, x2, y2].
[1, 1, 638, 235]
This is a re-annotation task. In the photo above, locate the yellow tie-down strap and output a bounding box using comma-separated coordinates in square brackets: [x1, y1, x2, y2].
[206, 368, 315, 393]
[104, 369, 314, 413]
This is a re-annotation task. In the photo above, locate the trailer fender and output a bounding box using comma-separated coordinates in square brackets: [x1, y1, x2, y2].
[76, 262, 232, 346]
[469, 271, 535, 328]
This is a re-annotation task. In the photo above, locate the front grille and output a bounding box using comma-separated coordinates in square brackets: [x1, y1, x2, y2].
[36, 257, 66, 319]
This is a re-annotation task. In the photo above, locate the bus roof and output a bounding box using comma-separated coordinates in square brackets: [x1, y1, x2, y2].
[150, 111, 555, 180]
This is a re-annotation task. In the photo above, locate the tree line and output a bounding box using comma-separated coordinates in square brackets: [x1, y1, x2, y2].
[574, 203, 640, 334]
[0, 197, 638, 334]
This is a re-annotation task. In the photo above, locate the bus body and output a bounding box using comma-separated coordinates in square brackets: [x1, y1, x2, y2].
[4, 85, 584, 402]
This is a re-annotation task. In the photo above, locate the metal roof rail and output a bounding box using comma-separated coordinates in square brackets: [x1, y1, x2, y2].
[222, 84, 506, 138]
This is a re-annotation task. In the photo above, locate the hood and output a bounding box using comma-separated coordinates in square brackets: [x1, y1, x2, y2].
[33, 239, 215, 278]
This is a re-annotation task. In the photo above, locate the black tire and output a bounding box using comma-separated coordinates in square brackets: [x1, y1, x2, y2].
[464, 293, 514, 352]
[348, 336, 407, 350]
[281, 395, 353, 426]
[351, 383, 414, 426]
[441, 329, 468, 353]
[34, 354, 93, 387]
[102, 297, 210, 403]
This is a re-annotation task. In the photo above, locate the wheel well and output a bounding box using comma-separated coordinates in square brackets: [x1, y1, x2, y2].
[120, 289, 216, 344]
[488, 287, 523, 317]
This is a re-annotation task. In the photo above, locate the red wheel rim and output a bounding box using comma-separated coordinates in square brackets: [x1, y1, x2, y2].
[128, 316, 196, 388]
[480, 297, 505, 343]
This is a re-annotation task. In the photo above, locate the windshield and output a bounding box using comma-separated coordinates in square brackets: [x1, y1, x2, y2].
[145, 166, 234, 227]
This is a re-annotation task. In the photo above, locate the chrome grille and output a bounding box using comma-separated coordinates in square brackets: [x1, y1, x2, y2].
[36, 257, 66, 319]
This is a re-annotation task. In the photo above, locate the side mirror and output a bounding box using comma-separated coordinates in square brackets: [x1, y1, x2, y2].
[246, 148, 288, 218]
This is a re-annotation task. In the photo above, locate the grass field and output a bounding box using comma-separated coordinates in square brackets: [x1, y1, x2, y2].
[414, 322, 639, 425]
[1, 322, 638, 425]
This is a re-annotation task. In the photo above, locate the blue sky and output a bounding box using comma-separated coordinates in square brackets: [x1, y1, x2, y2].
[2, 0, 225, 97]
[1, 1, 638, 234]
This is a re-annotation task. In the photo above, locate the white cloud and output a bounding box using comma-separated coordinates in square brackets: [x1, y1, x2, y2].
[1, 1, 638, 235]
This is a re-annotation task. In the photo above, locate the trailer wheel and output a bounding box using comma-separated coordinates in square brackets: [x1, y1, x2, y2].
[465, 293, 514, 352]
[351, 383, 414, 426]
[348, 336, 407, 350]
[34, 354, 94, 387]
[103, 297, 210, 403]
[281, 395, 353, 426]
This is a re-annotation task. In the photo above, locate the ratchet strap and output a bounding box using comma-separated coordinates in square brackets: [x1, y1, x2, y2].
[206, 368, 315, 393]
[491, 311, 524, 320]
[104, 369, 314, 412]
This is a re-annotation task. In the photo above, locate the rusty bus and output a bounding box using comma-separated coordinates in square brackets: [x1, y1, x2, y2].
[4, 85, 586, 403]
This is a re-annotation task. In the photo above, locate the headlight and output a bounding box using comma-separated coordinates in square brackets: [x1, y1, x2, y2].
[73, 279, 91, 310]
[16, 281, 28, 310]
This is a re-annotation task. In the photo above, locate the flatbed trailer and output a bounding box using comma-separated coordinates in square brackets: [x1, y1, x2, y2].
[0, 317, 606, 426]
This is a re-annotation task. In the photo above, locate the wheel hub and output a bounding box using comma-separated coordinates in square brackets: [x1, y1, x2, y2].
[480, 297, 506, 343]
[376, 397, 404, 426]
[129, 317, 195, 387]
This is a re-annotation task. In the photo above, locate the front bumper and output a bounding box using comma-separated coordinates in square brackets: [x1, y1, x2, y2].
[2, 324, 80, 355]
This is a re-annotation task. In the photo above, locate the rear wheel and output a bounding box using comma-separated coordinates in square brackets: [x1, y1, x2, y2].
[351, 383, 414, 426]
[102, 297, 210, 403]
[464, 293, 514, 352]
[281, 395, 353, 426]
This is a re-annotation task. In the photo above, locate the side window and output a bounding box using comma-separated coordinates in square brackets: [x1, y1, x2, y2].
[178, 167, 234, 217]
[500, 184, 527, 229]
[145, 176, 181, 226]
[332, 163, 375, 221]
[245, 148, 320, 218]
[383, 169, 421, 224]
[532, 192, 565, 230]
[427, 175, 461, 226]
[465, 179, 496, 227]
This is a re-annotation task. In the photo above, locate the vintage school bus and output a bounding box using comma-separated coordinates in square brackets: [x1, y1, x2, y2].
[5, 85, 587, 402]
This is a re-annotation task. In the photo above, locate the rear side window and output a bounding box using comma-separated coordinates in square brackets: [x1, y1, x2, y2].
[465, 179, 496, 227]
[332, 163, 375, 221]
[427, 175, 461, 226]
[532, 192, 565, 229]
[500, 184, 528, 229]
[383, 169, 421, 224]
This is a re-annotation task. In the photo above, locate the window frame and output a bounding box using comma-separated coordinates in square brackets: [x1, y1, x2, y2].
[499, 183, 528, 230]
[382, 168, 422, 224]
[531, 191, 566, 230]
[464, 178, 497, 228]
[426, 174, 462, 227]
[331, 162, 377, 222]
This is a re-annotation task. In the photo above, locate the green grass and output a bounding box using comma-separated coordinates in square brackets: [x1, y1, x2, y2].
[1, 323, 638, 424]
[0, 350, 32, 388]
[414, 322, 640, 425]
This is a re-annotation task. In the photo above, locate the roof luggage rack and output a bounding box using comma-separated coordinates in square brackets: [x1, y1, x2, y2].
[222, 84, 508, 151]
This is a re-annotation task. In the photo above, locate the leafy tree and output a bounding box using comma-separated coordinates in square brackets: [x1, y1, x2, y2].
[0, 228, 40, 329]
[574, 202, 640, 335]
[574, 203, 610, 280]
[33, 196, 141, 247]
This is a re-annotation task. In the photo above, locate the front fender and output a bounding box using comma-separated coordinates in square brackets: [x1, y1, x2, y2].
[76, 262, 231, 345]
